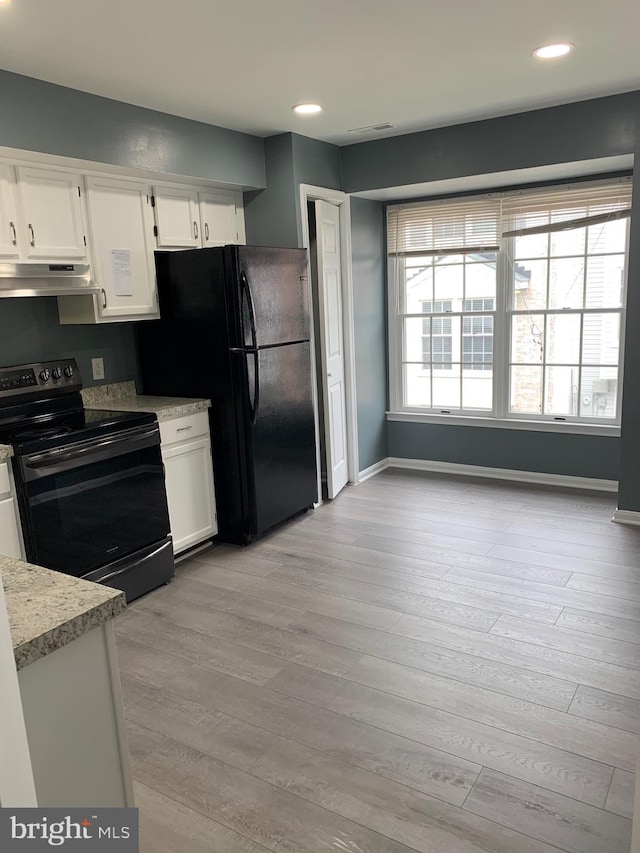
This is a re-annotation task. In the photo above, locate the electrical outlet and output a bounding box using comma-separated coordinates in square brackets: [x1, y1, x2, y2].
[91, 357, 105, 381]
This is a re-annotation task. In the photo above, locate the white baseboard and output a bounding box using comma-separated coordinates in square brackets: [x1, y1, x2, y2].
[386, 457, 618, 493]
[357, 458, 391, 483]
[612, 509, 640, 526]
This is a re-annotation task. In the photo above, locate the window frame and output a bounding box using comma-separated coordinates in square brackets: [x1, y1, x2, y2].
[388, 189, 630, 432]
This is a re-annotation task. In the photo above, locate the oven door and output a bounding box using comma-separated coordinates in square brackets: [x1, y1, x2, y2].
[17, 424, 170, 577]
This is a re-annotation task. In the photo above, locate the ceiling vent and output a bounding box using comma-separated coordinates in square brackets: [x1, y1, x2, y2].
[346, 122, 394, 135]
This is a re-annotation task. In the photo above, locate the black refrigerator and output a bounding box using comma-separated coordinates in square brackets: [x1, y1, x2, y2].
[136, 245, 318, 545]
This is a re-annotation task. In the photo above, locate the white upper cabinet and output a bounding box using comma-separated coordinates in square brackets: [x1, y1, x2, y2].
[199, 190, 245, 246]
[0, 164, 19, 259]
[153, 186, 200, 248]
[15, 166, 87, 260]
[85, 177, 158, 319]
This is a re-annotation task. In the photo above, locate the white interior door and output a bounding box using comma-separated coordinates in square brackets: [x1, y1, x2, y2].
[315, 200, 348, 499]
[0, 570, 36, 807]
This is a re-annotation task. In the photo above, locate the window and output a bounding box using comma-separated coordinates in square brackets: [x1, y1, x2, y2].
[463, 299, 494, 371]
[422, 300, 452, 369]
[388, 178, 631, 425]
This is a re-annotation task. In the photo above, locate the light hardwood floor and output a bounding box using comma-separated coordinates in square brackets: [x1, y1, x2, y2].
[115, 469, 640, 853]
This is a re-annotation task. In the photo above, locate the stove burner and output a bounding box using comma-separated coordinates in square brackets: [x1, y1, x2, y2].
[13, 426, 74, 441]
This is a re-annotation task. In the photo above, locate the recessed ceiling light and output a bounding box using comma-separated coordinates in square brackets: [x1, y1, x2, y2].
[292, 103, 323, 115]
[533, 42, 574, 59]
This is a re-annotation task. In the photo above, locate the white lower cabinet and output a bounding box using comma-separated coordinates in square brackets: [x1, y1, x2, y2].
[0, 462, 23, 559]
[159, 413, 217, 555]
[18, 623, 134, 807]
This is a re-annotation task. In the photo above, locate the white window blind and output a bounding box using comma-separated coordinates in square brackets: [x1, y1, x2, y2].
[387, 197, 502, 256]
[387, 179, 632, 255]
[502, 180, 632, 237]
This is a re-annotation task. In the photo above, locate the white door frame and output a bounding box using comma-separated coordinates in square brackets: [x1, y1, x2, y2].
[0, 569, 37, 806]
[300, 184, 360, 500]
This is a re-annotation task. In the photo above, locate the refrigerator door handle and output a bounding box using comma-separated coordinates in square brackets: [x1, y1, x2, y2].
[230, 348, 260, 425]
[240, 271, 258, 350]
[250, 348, 260, 425]
[239, 271, 260, 424]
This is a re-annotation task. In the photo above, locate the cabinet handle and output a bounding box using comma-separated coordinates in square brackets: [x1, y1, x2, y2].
[176, 425, 193, 432]
[28, 224, 35, 247]
[9, 221, 16, 246]
[193, 221, 199, 240]
[101, 288, 107, 309]
[204, 222, 209, 242]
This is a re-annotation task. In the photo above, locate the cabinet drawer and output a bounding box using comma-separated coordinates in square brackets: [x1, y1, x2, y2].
[159, 411, 209, 446]
[0, 462, 11, 498]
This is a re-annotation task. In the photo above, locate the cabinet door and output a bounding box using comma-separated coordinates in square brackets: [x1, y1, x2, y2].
[16, 166, 86, 260]
[86, 177, 158, 319]
[0, 497, 22, 559]
[0, 164, 19, 259]
[199, 191, 245, 246]
[153, 187, 201, 248]
[162, 437, 217, 554]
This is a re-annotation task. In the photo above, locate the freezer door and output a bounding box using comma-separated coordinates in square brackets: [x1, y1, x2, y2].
[233, 246, 310, 347]
[244, 341, 317, 539]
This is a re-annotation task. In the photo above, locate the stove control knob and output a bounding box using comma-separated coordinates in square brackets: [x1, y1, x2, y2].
[39, 369, 51, 382]
[52, 367, 63, 380]
[64, 365, 74, 378]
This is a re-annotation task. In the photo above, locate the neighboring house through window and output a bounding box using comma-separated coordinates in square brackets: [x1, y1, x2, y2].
[422, 300, 452, 369]
[462, 299, 494, 371]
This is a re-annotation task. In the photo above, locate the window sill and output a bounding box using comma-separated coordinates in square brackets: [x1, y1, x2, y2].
[386, 411, 621, 437]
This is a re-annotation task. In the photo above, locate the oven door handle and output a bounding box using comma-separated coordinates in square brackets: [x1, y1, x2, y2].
[23, 426, 160, 477]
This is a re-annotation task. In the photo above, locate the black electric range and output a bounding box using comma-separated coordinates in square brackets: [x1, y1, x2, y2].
[0, 359, 174, 601]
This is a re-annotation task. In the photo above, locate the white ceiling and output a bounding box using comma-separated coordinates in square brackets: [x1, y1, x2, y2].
[0, 0, 639, 146]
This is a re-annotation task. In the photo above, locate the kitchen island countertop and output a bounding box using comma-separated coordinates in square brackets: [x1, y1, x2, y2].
[82, 381, 210, 421]
[1, 556, 126, 670]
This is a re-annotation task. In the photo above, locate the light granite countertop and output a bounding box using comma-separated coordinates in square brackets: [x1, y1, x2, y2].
[0, 444, 13, 461]
[82, 381, 211, 422]
[1, 557, 126, 670]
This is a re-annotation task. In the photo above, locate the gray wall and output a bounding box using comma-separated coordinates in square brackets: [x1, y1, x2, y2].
[343, 92, 640, 490]
[388, 422, 619, 481]
[0, 298, 137, 388]
[617, 165, 640, 508]
[244, 133, 342, 248]
[351, 198, 388, 471]
[341, 91, 640, 193]
[291, 134, 343, 190]
[0, 70, 265, 188]
[244, 135, 298, 248]
[291, 134, 342, 246]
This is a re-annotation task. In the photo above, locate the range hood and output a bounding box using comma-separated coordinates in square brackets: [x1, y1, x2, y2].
[0, 263, 99, 298]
